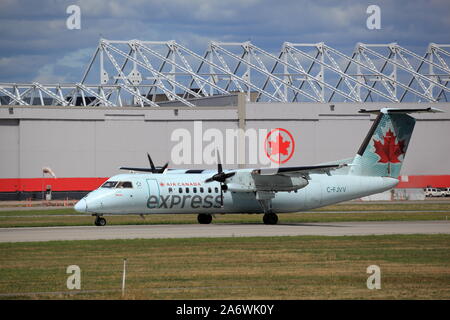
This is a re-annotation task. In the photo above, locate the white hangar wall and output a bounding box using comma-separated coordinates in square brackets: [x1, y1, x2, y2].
[0, 102, 449, 181]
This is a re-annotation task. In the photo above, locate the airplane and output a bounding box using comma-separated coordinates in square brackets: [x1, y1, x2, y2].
[74, 107, 441, 226]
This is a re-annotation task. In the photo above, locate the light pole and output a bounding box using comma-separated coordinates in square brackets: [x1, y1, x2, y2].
[41, 167, 56, 201]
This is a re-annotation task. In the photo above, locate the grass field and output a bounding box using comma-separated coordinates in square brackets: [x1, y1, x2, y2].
[0, 234, 449, 300]
[0, 202, 449, 228]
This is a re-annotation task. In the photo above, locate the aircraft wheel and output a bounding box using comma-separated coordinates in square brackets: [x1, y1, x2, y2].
[263, 213, 278, 225]
[197, 214, 212, 224]
[95, 217, 107, 226]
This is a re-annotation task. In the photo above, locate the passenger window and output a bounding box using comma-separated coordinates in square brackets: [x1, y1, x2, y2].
[215, 187, 219, 193]
[208, 187, 212, 193]
[186, 187, 189, 193]
[200, 187, 204, 193]
[193, 187, 197, 193]
[169, 187, 173, 193]
[179, 188, 183, 193]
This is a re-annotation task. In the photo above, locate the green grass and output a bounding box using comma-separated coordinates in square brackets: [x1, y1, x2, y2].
[0, 234, 449, 299]
[0, 202, 449, 227]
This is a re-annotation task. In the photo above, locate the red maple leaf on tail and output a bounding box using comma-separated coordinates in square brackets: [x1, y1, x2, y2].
[268, 133, 291, 156]
[373, 128, 405, 163]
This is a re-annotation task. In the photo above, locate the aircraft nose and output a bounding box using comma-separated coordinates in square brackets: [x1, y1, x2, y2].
[74, 199, 87, 213]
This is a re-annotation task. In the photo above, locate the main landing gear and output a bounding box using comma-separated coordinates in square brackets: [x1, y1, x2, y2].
[263, 212, 278, 225]
[94, 215, 107, 226]
[257, 191, 279, 225]
[197, 213, 213, 224]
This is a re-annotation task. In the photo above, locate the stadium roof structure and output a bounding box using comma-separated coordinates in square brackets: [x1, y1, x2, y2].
[1, 39, 449, 107]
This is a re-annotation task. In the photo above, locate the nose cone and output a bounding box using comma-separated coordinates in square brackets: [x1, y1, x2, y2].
[74, 199, 87, 213]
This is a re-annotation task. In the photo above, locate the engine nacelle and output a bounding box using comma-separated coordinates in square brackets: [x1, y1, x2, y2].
[253, 174, 309, 192]
[226, 170, 309, 192]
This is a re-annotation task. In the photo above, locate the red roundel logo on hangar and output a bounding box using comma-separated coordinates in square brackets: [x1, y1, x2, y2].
[264, 128, 295, 164]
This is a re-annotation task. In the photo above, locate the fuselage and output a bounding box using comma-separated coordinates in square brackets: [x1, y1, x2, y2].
[74, 108, 434, 226]
[75, 172, 399, 215]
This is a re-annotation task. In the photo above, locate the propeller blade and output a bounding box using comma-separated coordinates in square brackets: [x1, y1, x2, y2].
[216, 149, 223, 173]
[224, 172, 236, 179]
[121, 153, 169, 173]
[204, 149, 235, 184]
[204, 171, 235, 183]
[147, 153, 156, 171]
[204, 177, 215, 183]
[159, 162, 169, 173]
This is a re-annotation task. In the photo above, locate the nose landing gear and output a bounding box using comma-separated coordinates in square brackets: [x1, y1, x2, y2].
[94, 215, 107, 226]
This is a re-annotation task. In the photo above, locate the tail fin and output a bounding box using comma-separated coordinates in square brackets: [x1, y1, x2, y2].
[350, 107, 442, 177]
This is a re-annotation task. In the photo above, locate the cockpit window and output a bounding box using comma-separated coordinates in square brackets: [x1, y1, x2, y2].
[101, 181, 118, 188]
[101, 181, 133, 188]
[117, 181, 133, 188]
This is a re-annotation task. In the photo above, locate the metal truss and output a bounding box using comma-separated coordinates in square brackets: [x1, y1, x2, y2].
[0, 82, 158, 107]
[1, 40, 449, 107]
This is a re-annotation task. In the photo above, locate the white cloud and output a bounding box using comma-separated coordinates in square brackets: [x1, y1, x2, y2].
[32, 48, 94, 83]
[56, 48, 93, 68]
[33, 64, 67, 83]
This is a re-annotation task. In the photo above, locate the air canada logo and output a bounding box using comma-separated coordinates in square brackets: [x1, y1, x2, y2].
[373, 128, 405, 163]
[264, 128, 295, 164]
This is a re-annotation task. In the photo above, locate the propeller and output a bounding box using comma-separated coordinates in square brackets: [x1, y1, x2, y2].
[119, 153, 168, 173]
[147, 153, 169, 173]
[204, 150, 235, 190]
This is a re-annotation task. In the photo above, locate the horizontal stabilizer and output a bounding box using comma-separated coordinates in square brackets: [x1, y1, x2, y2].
[359, 107, 444, 114]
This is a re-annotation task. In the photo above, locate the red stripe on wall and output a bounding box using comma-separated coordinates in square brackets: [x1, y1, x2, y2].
[0, 175, 449, 193]
[396, 175, 450, 189]
[0, 178, 108, 192]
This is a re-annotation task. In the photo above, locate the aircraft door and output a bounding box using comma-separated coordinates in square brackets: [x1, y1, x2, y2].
[306, 180, 322, 207]
[146, 179, 161, 209]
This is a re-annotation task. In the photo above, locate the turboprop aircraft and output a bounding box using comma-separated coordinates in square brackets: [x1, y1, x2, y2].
[74, 108, 441, 226]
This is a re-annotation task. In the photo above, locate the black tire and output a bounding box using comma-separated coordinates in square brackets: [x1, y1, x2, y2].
[95, 217, 106, 226]
[263, 213, 278, 225]
[197, 214, 212, 224]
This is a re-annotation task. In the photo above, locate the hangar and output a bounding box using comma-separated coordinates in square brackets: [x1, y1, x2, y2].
[0, 40, 449, 200]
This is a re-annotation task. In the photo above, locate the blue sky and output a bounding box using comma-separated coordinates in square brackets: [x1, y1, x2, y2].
[0, 0, 449, 83]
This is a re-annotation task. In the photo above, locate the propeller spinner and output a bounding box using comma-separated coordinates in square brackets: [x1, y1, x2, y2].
[204, 150, 235, 189]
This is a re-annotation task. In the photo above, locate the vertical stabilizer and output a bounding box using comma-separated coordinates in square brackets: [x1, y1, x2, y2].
[350, 107, 441, 177]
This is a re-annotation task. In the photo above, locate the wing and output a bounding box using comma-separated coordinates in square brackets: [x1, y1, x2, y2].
[252, 164, 347, 177]
[224, 164, 347, 193]
[119, 167, 155, 172]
